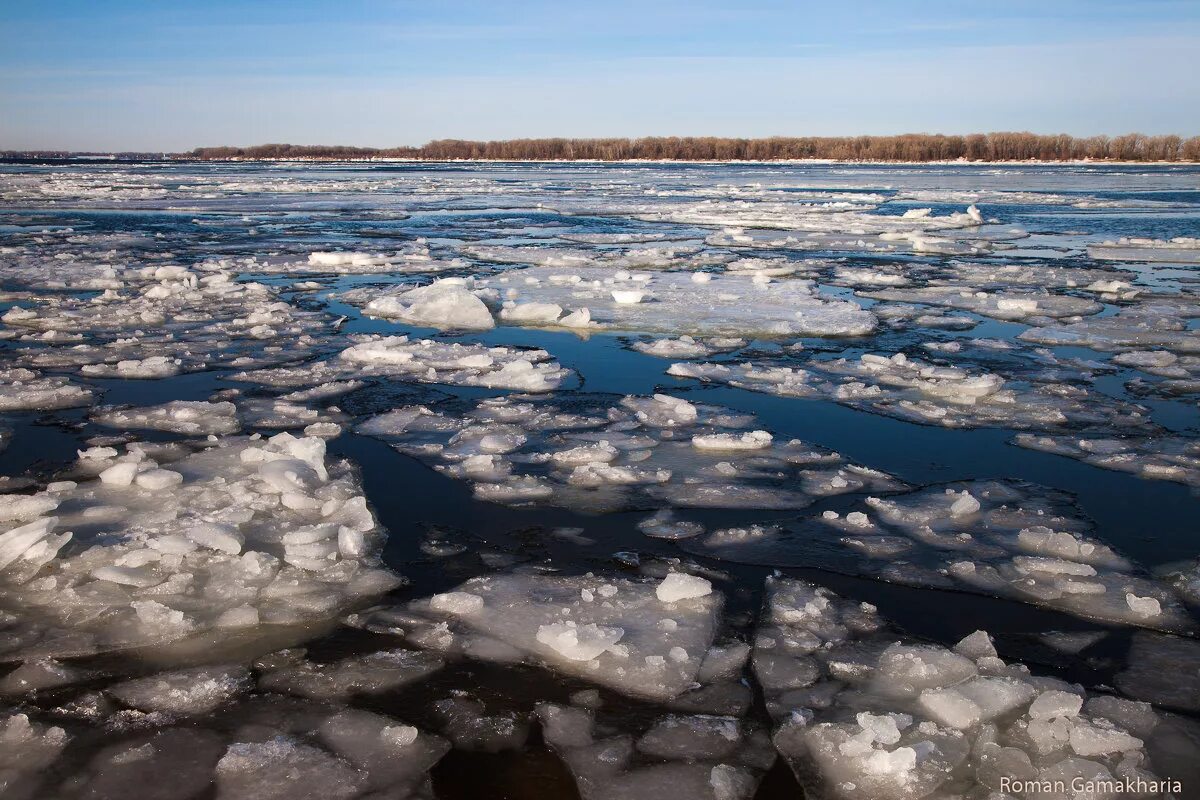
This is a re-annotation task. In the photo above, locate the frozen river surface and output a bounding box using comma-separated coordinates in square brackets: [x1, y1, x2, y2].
[1, 160, 1199, 799]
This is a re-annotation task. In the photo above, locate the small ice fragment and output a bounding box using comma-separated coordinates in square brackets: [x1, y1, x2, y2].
[656, 573, 713, 603]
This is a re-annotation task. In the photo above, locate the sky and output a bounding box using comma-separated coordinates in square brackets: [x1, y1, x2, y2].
[2, 0, 1198, 151]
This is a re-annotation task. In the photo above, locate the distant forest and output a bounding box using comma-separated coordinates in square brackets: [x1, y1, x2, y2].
[185, 133, 1200, 162]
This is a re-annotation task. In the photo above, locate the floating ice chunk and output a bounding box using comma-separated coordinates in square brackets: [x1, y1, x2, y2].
[1029, 690, 1084, 720]
[357, 393, 880, 513]
[108, 665, 251, 715]
[317, 709, 450, 793]
[258, 648, 445, 701]
[1088, 236, 1200, 263]
[364, 279, 495, 330]
[185, 523, 245, 555]
[755, 578, 1167, 799]
[669, 350, 1145, 433]
[93, 401, 240, 436]
[949, 491, 980, 516]
[657, 573, 713, 603]
[499, 301, 566, 324]
[216, 737, 367, 800]
[429, 591, 484, 616]
[631, 335, 745, 359]
[692, 431, 773, 451]
[1014, 433, 1200, 488]
[536, 622, 626, 661]
[611, 289, 646, 304]
[1126, 593, 1162, 618]
[716, 479, 1196, 632]
[0, 434, 399, 663]
[402, 572, 722, 701]
[471, 265, 876, 337]
[334, 335, 570, 392]
[0, 367, 93, 411]
[639, 510, 705, 540]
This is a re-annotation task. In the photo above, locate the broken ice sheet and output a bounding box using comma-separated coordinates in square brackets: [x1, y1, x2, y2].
[229, 333, 572, 394]
[461, 265, 878, 337]
[668, 349, 1152, 433]
[107, 664, 252, 716]
[3, 266, 329, 378]
[0, 367, 94, 412]
[0, 432, 400, 663]
[1088, 237, 1200, 264]
[203, 238, 468, 275]
[254, 646, 443, 704]
[686, 480, 1195, 633]
[355, 393, 906, 513]
[92, 400, 242, 437]
[1017, 297, 1200, 354]
[356, 571, 725, 702]
[859, 285, 1103, 322]
[462, 242, 732, 272]
[629, 334, 747, 360]
[756, 577, 1179, 799]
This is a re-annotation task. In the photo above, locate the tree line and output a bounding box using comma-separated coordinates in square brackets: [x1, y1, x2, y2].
[186, 133, 1200, 162]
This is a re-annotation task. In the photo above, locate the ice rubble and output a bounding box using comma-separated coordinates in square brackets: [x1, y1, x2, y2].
[108, 664, 252, 715]
[1088, 237, 1200, 263]
[1, 265, 327, 377]
[0, 367, 93, 411]
[466, 265, 877, 337]
[0, 432, 400, 662]
[617, 199, 984, 235]
[834, 260, 1130, 295]
[356, 393, 905, 512]
[536, 702, 776, 800]
[860, 285, 1103, 322]
[92, 400, 242, 436]
[629, 335, 746, 360]
[756, 578, 1178, 799]
[257, 647, 445, 701]
[463, 243, 732, 272]
[350, 571, 726, 702]
[201, 239, 468, 274]
[668, 351, 1150, 432]
[688, 480, 1193, 632]
[228, 334, 572, 394]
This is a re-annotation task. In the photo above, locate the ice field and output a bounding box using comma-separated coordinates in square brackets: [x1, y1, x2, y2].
[1, 159, 1199, 798]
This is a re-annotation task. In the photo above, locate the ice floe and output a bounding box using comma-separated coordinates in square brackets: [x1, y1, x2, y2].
[356, 393, 905, 512]
[668, 351, 1150, 432]
[686, 480, 1194, 632]
[354, 571, 724, 702]
[1088, 237, 1200, 263]
[0, 432, 399, 662]
[468, 266, 877, 337]
[756, 577, 1181, 798]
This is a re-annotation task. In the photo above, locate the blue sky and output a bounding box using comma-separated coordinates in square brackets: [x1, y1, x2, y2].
[2, 0, 1198, 150]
